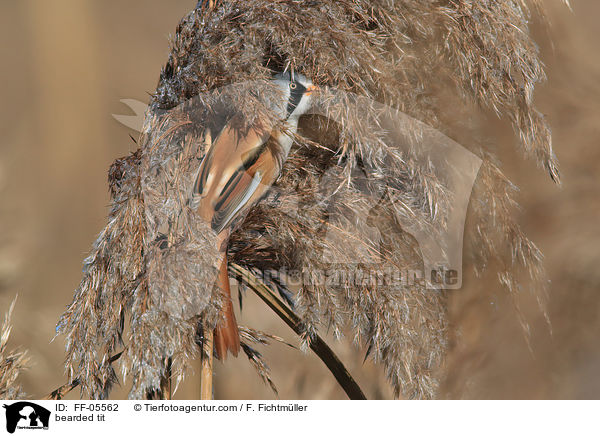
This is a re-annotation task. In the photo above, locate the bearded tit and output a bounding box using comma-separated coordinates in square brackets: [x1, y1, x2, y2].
[192, 72, 317, 359]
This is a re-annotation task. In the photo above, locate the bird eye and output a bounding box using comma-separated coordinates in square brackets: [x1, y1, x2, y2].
[289, 83, 297, 89]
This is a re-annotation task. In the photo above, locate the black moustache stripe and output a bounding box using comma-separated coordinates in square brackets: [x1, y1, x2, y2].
[286, 83, 306, 118]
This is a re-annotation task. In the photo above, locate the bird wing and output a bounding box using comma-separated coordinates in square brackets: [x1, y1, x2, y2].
[193, 119, 273, 233]
[212, 168, 263, 234]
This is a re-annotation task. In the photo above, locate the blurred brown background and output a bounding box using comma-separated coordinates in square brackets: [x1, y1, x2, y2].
[0, 0, 598, 399]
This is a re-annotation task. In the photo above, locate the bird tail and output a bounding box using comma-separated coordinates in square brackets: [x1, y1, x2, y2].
[214, 257, 240, 360]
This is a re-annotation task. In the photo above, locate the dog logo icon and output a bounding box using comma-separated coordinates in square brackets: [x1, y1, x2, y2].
[3, 402, 50, 433]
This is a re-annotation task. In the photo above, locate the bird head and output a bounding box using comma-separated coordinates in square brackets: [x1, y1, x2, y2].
[273, 71, 317, 120]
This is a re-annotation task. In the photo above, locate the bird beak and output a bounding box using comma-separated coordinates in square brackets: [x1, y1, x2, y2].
[305, 85, 318, 95]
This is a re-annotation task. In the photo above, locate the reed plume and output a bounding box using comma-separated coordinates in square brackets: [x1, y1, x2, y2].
[57, 0, 562, 399]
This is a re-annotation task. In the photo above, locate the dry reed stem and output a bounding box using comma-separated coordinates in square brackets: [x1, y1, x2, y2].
[230, 263, 366, 400]
[160, 357, 173, 400]
[200, 329, 214, 400]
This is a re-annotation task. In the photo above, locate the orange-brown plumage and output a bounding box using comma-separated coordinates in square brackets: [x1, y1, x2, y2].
[192, 73, 316, 360]
[213, 256, 240, 359]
